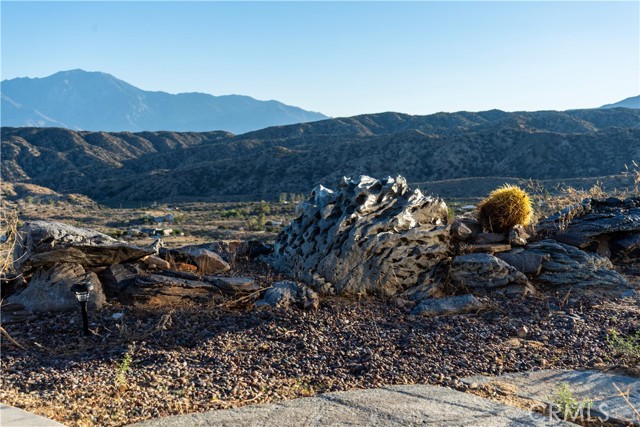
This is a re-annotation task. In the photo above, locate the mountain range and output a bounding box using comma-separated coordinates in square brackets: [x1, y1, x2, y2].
[600, 95, 640, 110]
[1, 70, 327, 134]
[3, 107, 639, 204]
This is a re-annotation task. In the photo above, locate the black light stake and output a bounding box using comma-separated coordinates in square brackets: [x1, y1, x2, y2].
[70, 282, 94, 336]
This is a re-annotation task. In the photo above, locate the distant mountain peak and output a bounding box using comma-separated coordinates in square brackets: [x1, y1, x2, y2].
[1, 70, 327, 133]
[600, 95, 640, 109]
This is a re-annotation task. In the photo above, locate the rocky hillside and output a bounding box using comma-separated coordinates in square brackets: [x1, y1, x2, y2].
[2, 108, 640, 203]
[1, 70, 327, 133]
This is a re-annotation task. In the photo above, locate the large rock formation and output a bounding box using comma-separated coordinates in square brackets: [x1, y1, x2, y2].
[507, 240, 632, 295]
[450, 253, 529, 292]
[536, 197, 640, 256]
[13, 220, 153, 273]
[8, 221, 153, 312]
[6, 221, 261, 313]
[7, 263, 106, 312]
[266, 175, 451, 297]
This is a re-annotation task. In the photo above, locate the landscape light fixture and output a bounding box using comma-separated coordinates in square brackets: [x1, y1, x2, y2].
[70, 281, 94, 336]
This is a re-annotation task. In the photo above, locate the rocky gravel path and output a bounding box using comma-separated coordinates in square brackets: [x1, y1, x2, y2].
[1, 292, 638, 427]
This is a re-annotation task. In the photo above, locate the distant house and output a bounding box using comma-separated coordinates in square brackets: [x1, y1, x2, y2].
[154, 214, 175, 224]
[140, 227, 171, 236]
[127, 228, 143, 237]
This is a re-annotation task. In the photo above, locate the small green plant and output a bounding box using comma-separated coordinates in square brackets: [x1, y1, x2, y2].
[477, 184, 533, 232]
[115, 351, 133, 390]
[551, 382, 592, 421]
[607, 329, 640, 364]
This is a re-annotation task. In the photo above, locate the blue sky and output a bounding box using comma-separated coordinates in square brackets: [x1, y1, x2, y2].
[2, 1, 638, 117]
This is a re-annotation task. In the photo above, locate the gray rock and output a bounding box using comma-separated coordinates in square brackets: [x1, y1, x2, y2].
[161, 246, 230, 275]
[412, 294, 485, 316]
[451, 253, 529, 290]
[508, 224, 530, 246]
[537, 197, 640, 251]
[401, 266, 449, 301]
[461, 370, 640, 426]
[126, 384, 573, 427]
[0, 404, 65, 427]
[451, 219, 473, 241]
[256, 281, 319, 309]
[497, 251, 547, 275]
[99, 263, 144, 297]
[524, 240, 631, 293]
[475, 232, 507, 244]
[265, 175, 451, 297]
[13, 220, 153, 273]
[7, 263, 105, 313]
[611, 233, 640, 261]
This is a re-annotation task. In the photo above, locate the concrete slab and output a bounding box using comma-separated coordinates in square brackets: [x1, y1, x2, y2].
[127, 384, 574, 427]
[0, 403, 66, 427]
[462, 369, 640, 425]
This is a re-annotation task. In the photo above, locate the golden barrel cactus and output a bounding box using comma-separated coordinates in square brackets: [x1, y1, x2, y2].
[477, 184, 533, 232]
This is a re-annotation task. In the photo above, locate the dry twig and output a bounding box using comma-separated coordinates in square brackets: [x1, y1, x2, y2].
[221, 286, 270, 308]
[613, 383, 640, 422]
[0, 325, 27, 350]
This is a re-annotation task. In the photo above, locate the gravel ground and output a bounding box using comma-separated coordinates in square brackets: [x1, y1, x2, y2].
[1, 269, 639, 427]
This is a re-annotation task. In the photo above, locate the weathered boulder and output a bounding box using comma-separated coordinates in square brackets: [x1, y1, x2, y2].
[7, 263, 105, 312]
[451, 219, 477, 242]
[142, 255, 171, 270]
[508, 224, 530, 246]
[496, 251, 547, 275]
[537, 197, 640, 253]
[450, 253, 529, 291]
[160, 246, 230, 275]
[520, 240, 632, 293]
[13, 220, 153, 273]
[611, 233, 640, 262]
[255, 281, 319, 309]
[266, 175, 450, 297]
[412, 294, 485, 317]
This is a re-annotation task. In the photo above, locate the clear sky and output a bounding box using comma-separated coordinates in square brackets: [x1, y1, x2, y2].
[1, 1, 638, 117]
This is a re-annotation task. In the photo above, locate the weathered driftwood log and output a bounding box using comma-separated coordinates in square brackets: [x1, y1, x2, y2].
[99, 263, 258, 305]
[13, 220, 153, 273]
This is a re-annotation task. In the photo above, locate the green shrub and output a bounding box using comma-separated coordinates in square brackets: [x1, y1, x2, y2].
[551, 382, 592, 421]
[607, 329, 640, 365]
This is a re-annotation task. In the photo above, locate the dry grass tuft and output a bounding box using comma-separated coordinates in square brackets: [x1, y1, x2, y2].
[0, 207, 20, 276]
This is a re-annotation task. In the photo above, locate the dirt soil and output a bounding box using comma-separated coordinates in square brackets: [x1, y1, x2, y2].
[1, 258, 639, 427]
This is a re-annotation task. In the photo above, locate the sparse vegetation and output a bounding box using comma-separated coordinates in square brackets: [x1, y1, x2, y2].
[115, 349, 134, 391]
[607, 329, 640, 366]
[550, 382, 592, 421]
[477, 184, 533, 232]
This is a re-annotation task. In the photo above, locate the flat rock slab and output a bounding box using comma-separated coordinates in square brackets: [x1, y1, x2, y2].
[0, 403, 66, 426]
[462, 369, 640, 425]
[127, 384, 572, 427]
